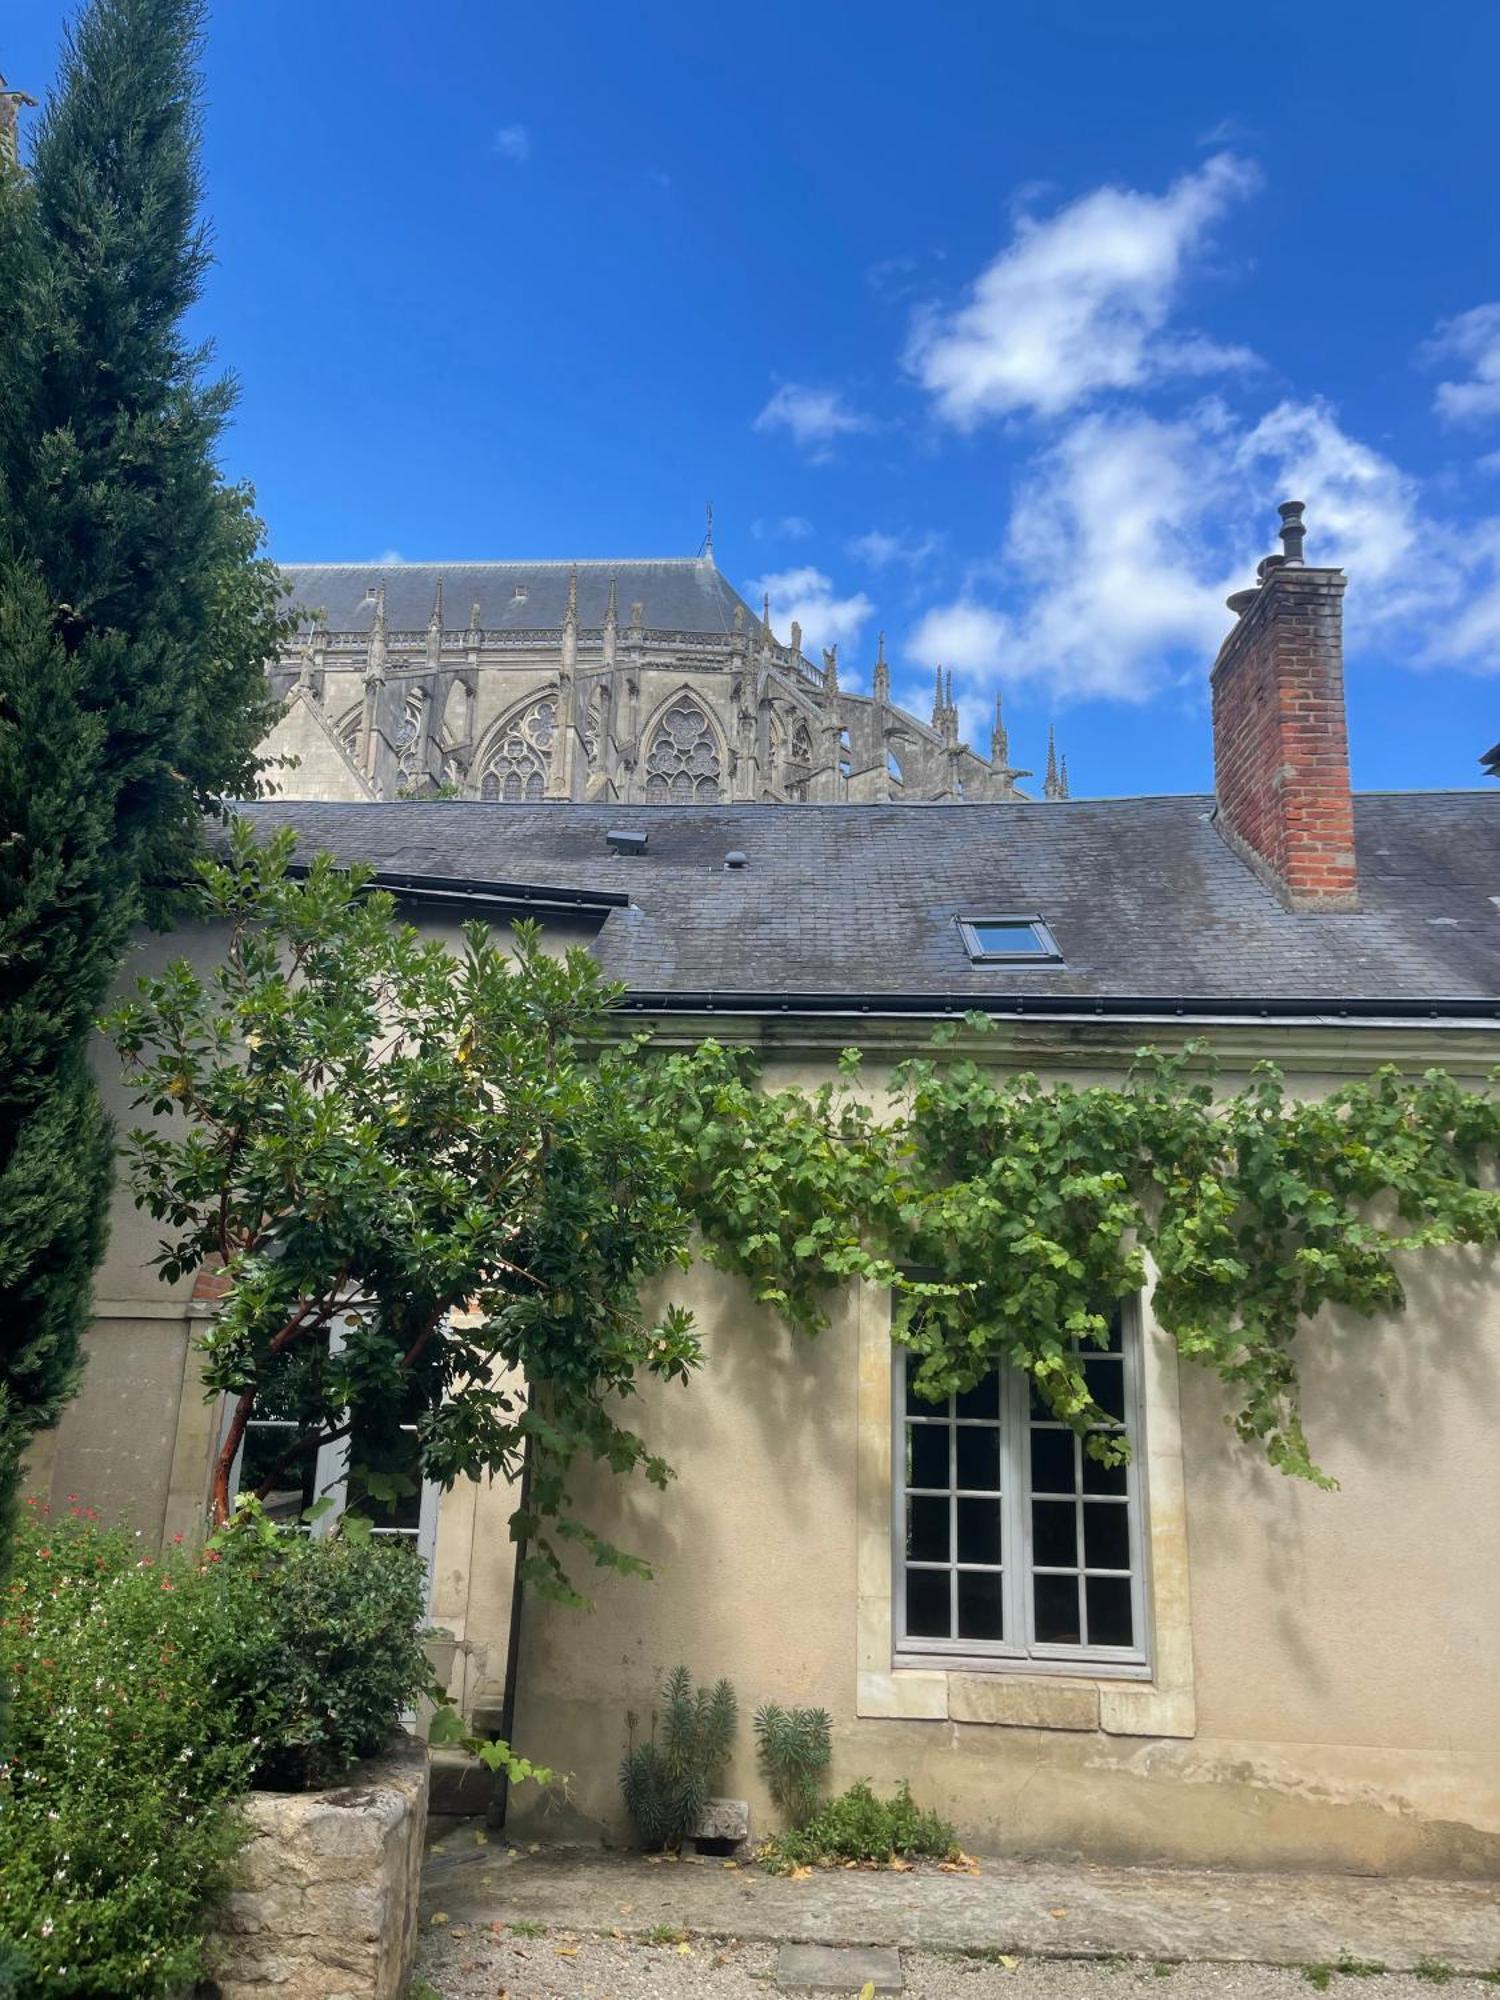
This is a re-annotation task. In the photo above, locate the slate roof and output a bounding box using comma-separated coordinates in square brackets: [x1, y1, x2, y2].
[279, 557, 756, 636]
[233, 793, 1500, 1017]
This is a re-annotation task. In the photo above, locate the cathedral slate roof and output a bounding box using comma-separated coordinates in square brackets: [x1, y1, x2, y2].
[279, 557, 756, 635]
[233, 793, 1500, 1017]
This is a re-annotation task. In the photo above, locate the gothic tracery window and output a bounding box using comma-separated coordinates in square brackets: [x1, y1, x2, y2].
[479, 694, 556, 801]
[644, 698, 722, 804]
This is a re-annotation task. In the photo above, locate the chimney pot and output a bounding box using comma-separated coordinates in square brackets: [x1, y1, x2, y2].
[1278, 499, 1308, 566]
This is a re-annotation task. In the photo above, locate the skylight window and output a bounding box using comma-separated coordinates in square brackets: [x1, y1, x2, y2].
[957, 915, 1062, 965]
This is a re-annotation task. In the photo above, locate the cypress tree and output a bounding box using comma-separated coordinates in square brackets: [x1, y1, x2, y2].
[0, 0, 289, 1547]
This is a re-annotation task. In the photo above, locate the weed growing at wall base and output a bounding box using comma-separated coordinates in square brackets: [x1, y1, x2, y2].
[760, 1781, 958, 1871]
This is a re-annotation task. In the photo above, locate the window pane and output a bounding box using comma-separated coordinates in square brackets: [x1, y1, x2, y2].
[1034, 1572, 1082, 1645]
[1083, 1501, 1130, 1572]
[969, 921, 1047, 956]
[349, 1418, 423, 1530]
[905, 1370, 946, 1416]
[1031, 1498, 1077, 1569]
[1086, 1575, 1134, 1648]
[954, 1372, 999, 1420]
[238, 1423, 317, 1527]
[1029, 1427, 1076, 1495]
[1084, 1357, 1125, 1421]
[906, 1567, 951, 1639]
[957, 1496, 1001, 1567]
[907, 1423, 950, 1490]
[907, 1495, 950, 1564]
[955, 1425, 1000, 1492]
[1082, 1450, 1127, 1496]
[957, 1570, 1004, 1641]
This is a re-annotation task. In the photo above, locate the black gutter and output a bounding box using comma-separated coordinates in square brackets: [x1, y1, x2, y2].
[285, 862, 630, 916]
[615, 990, 1500, 1024]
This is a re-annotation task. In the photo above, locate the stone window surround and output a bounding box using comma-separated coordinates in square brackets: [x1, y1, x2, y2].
[855, 1271, 1196, 1739]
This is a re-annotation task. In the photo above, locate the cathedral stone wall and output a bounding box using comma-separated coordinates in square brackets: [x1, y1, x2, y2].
[259, 556, 1067, 807]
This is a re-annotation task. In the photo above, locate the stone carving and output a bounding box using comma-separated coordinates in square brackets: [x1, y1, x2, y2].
[479, 694, 556, 802]
[644, 698, 722, 804]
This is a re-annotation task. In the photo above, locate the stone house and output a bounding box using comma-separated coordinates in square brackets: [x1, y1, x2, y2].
[26, 511, 1500, 1876]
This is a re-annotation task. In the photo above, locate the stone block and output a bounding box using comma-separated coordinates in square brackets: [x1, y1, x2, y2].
[777, 1942, 904, 1991]
[203, 1735, 427, 2000]
[947, 1674, 1100, 1731]
[695, 1795, 751, 1844]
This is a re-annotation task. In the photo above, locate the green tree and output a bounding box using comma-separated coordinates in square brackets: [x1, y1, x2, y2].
[0, 0, 290, 1543]
[107, 826, 700, 1597]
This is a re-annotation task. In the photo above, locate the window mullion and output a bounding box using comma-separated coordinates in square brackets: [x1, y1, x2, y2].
[1004, 1363, 1028, 1658]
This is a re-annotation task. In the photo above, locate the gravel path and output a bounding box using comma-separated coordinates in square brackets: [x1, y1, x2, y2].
[415, 1924, 1500, 1999]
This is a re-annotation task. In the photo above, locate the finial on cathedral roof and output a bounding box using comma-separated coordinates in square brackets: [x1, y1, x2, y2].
[704, 500, 715, 560]
[945, 668, 954, 716]
[762, 592, 774, 645]
[1059, 754, 1070, 799]
[1044, 725, 1061, 799]
[468, 600, 482, 635]
[426, 577, 444, 664]
[932, 664, 944, 727]
[990, 692, 1008, 766]
[873, 631, 890, 704]
[564, 564, 579, 630]
[366, 579, 388, 679]
[823, 642, 839, 694]
[0, 73, 37, 169]
[604, 571, 618, 628]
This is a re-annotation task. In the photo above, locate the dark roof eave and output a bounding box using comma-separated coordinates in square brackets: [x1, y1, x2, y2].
[615, 989, 1500, 1026]
[285, 862, 630, 915]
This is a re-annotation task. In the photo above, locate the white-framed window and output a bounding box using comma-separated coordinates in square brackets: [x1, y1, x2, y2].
[892, 1305, 1149, 1677]
[221, 1333, 440, 1608]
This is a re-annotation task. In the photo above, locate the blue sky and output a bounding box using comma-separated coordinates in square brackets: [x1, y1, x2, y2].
[8, 0, 1500, 795]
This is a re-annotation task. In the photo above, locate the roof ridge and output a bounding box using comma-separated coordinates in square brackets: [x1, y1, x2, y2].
[277, 557, 716, 573]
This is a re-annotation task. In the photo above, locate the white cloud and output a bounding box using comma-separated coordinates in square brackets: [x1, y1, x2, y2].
[373, 548, 407, 565]
[906, 153, 1261, 427]
[747, 565, 875, 667]
[493, 124, 531, 163]
[754, 383, 872, 458]
[906, 397, 1500, 704]
[1427, 304, 1500, 425]
[907, 600, 1011, 673]
[751, 515, 815, 542]
[848, 527, 941, 569]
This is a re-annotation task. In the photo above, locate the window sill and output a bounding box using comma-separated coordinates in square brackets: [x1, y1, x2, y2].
[856, 1665, 1195, 1739]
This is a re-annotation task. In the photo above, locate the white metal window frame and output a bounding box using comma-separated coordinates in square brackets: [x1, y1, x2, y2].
[891, 1309, 1151, 1679]
[217, 1323, 440, 1611]
[956, 914, 1063, 965]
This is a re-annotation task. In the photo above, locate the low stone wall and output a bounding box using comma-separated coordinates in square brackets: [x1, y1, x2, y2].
[203, 1735, 429, 2000]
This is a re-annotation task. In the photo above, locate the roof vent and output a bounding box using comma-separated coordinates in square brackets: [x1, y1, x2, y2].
[724, 850, 747, 870]
[606, 828, 648, 857]
[511, 584, 528, 603]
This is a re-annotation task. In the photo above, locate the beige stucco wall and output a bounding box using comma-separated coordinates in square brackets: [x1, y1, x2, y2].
[504, 1243, 1500, 1875]
[30, 985, 1500, 1878]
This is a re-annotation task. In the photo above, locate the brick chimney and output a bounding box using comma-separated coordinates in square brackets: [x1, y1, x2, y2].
[1210, 502, 1358, 911]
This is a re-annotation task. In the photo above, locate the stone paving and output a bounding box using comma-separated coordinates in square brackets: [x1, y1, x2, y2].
[419, 1824, 1500, 1982]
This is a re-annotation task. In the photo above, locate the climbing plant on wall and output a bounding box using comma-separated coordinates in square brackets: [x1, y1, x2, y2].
[642, 1027, 1500, 1487]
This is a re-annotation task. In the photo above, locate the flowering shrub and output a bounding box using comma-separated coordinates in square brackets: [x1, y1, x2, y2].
[0, 1502, 250, 1997]
[0, 1501, 434, 1994]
